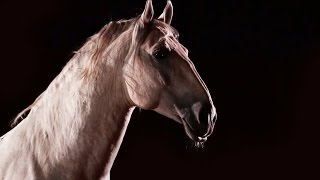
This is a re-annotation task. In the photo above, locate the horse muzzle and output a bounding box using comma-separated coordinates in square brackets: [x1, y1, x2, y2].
[176, 102, 217, 143]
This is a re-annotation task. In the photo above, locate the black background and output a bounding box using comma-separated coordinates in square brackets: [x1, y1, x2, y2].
[0, 0, 319, 179]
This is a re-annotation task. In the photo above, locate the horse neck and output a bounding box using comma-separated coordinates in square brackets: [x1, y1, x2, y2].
[20, 39, 134, 178]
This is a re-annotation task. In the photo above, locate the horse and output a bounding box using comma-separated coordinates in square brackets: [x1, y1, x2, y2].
[0, 0, 216, 179]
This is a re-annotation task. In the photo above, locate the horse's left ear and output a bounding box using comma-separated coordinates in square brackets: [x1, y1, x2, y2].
[141, 0, 154, 23]
[158, 0, 173, 24]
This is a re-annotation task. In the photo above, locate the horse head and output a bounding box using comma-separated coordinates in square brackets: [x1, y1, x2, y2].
[123, 0, 217, 147]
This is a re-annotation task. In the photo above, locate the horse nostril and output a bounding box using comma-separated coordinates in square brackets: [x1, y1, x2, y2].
[198, 105, 211, 136]
[190, 102, 216, 138]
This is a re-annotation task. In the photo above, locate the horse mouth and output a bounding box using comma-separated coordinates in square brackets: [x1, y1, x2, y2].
[173, 104, 215, 148]
[181, 118, 208, 143]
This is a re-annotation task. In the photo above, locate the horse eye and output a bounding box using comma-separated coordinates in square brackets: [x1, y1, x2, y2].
[153, 48, 169, 60]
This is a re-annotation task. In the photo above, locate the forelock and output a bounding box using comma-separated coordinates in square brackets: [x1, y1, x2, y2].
[153, 20, 179, 38]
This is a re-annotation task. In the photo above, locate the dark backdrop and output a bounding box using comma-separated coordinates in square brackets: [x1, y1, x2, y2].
[0, 0, 319, 179]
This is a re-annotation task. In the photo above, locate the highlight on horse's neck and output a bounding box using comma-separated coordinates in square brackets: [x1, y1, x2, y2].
[2, 20, 136, 179]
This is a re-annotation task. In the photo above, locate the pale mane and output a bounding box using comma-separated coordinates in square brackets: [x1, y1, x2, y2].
[10, 18, 139, 128]
[80, 18, 139, 78]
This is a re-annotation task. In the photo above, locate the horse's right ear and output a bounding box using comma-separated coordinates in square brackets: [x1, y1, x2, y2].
[158, 0, 173, 24]
[140, 0, 154, 24]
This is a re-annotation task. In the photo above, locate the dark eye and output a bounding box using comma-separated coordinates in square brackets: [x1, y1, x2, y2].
[153, 47, 170, 60]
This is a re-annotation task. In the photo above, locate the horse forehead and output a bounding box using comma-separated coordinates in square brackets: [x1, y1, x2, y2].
[144, 25, 177, 46]
[155, 25, 175, 37]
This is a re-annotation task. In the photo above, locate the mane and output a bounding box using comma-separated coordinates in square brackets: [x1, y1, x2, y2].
[10, 17, 139, 128]
[80, 18, 139, 78]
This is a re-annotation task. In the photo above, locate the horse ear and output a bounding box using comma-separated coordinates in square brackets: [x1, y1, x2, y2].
[158, 0, 173, 24]
[141, 0, 154, 23]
